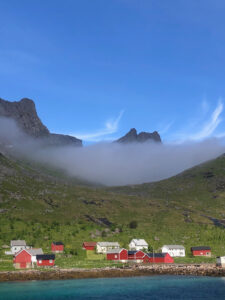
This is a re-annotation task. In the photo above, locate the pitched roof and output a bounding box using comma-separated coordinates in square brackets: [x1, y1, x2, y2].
[52, 241, 64, 246]
[162, 245, 185, 250]
[146, 253, 167, 258]
[36, 254, 55, 260]
[14, 249, 31, 257]
[10, 240, 26, 247]
[28, 248, 43, 256]
[191, 246, 211, 251]
[130, 239, 148, 246]
[128, 251, 138, 255]
[83, 242, 97, 247]
[97, 242, 120, 247]
[107, 248, 126, 254]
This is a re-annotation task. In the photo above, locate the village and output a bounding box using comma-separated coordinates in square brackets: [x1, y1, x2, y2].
[5, 238, 225, 270]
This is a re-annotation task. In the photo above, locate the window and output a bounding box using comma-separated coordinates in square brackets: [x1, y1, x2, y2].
[49, 260, 53, 263]
[39, 260, 42, 264]
[115, 255, 118, 259]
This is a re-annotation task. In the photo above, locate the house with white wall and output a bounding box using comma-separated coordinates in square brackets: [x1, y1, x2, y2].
[96, 242, 120, 254]
[9, 240, 30, 255]
[217, 256, 225, 267]
[161, 245, 185, 257]
[129, 239, 148, 251]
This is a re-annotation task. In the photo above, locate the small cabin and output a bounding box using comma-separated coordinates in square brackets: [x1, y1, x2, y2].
[143, 253, 174, 264]
[13, 249, 32, 269]
[191, 246, 211, 257]
[107, 248, 128, 262]
[36, 254, 55, 267]
[129, 239, 148, 251]
[51, 242, 64, 253]
[216, 256, 225, 267]
[82, 242, 97, 251]
[161, 245, 185, 257]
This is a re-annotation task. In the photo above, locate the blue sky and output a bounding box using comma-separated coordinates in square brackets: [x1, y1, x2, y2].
[1, 0, 225, 143]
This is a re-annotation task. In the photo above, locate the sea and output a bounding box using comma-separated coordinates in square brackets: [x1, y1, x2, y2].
[0, 275, 225, 300]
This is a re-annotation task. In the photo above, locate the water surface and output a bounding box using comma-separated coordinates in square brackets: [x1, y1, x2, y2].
[0, 275, 225, 300]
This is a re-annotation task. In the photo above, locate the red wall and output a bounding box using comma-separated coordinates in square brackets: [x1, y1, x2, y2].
[83, 245, 95, 251]
[107, 253, 119, 260]
[51, 244, 64, 252]
[192, 250, 211, 256]
[143, 254, 174, 264]
[120, 249, 128, 260]
[135, 251, 145, 259]
[107, 249, 128, 261]
[14, 250, 31, 264]
[37, 259, 55, 266]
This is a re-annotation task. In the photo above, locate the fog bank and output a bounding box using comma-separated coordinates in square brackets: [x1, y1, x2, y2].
[1, 117, 225, 186]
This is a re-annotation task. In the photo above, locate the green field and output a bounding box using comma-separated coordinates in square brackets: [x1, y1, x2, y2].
[0, 152, 225, 270]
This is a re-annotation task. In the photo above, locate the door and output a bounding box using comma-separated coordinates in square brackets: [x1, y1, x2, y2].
[20, 262, 27, 268]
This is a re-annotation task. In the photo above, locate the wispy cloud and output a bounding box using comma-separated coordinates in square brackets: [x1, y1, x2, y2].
[190, 100, 223, 140]
[71, 110, 124, 142]
[170, 100, 224, 143]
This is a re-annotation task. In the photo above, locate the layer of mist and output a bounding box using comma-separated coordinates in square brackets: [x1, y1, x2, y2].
[1, 117, 224, 186]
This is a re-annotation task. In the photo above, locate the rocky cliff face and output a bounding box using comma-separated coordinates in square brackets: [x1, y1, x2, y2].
[0, 98, 82, 147]
[116, 128, 161, 144]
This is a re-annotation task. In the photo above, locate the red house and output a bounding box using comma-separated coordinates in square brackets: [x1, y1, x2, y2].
[13, 249, 32, 269]
[36, 254, 55, 267]
[107, 248, 128, 261]
[51, 241, 64, 253]
[82, 242, 97, 251]
[191, 246, 211, 257]
[128, 250, 145, 261]
[143, 253, 174, 264]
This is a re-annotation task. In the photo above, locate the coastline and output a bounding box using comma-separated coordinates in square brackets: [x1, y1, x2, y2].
[0, 264, 225, 282]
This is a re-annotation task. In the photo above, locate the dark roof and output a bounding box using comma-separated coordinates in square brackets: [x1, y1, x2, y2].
[52, 241, 64, 246]
[147, 253, 167, 258]
[128, 251, 137, 255]
[36, 254, 55, 260]
[191, 246, 211, 251]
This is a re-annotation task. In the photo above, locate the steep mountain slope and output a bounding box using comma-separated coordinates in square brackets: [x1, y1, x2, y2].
[116, 128, 161, 143]
[0, 152, 224, 257]
[0, 98, 82, 146]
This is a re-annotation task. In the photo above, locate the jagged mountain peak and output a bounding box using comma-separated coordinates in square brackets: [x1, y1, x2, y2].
[116, 128, 161, 144]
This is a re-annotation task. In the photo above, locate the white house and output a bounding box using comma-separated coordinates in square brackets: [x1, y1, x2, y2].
[9, 240, 30, 255]
[161, 245, 185, 257]
[217, 256, 225, 267]
[129, 239, 148, 251]
[96, 242, 120, 254]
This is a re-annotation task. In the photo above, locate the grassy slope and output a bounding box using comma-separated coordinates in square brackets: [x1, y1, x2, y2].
[0, 152, 225, 270]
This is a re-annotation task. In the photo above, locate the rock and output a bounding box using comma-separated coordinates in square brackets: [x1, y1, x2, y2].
[154, 236, 160, 241]
[0, 209, 8, 213]
[0, 98, 82, 147]
[116, 128, 161, 144]
[95, 230, 101, 236]
[2, 245, 9, 249]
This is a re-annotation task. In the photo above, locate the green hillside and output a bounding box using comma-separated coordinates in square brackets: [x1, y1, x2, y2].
[0, 152, 225, 269]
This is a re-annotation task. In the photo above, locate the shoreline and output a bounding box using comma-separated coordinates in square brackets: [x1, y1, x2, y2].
[0, 264, 225, 282]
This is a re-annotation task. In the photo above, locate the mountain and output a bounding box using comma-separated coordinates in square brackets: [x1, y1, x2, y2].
[0, 151, 224, 262]
[0, 98, 82, 147]
[116, 128, 161, 143]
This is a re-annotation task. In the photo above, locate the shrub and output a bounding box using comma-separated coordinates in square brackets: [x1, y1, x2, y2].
[129, 220, 138, 229]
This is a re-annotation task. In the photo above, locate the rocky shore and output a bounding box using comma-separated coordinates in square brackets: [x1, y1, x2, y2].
[0, 264, 224, 282]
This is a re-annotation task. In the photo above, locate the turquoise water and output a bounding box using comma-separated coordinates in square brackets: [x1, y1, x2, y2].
[0, 275, 225, 300]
